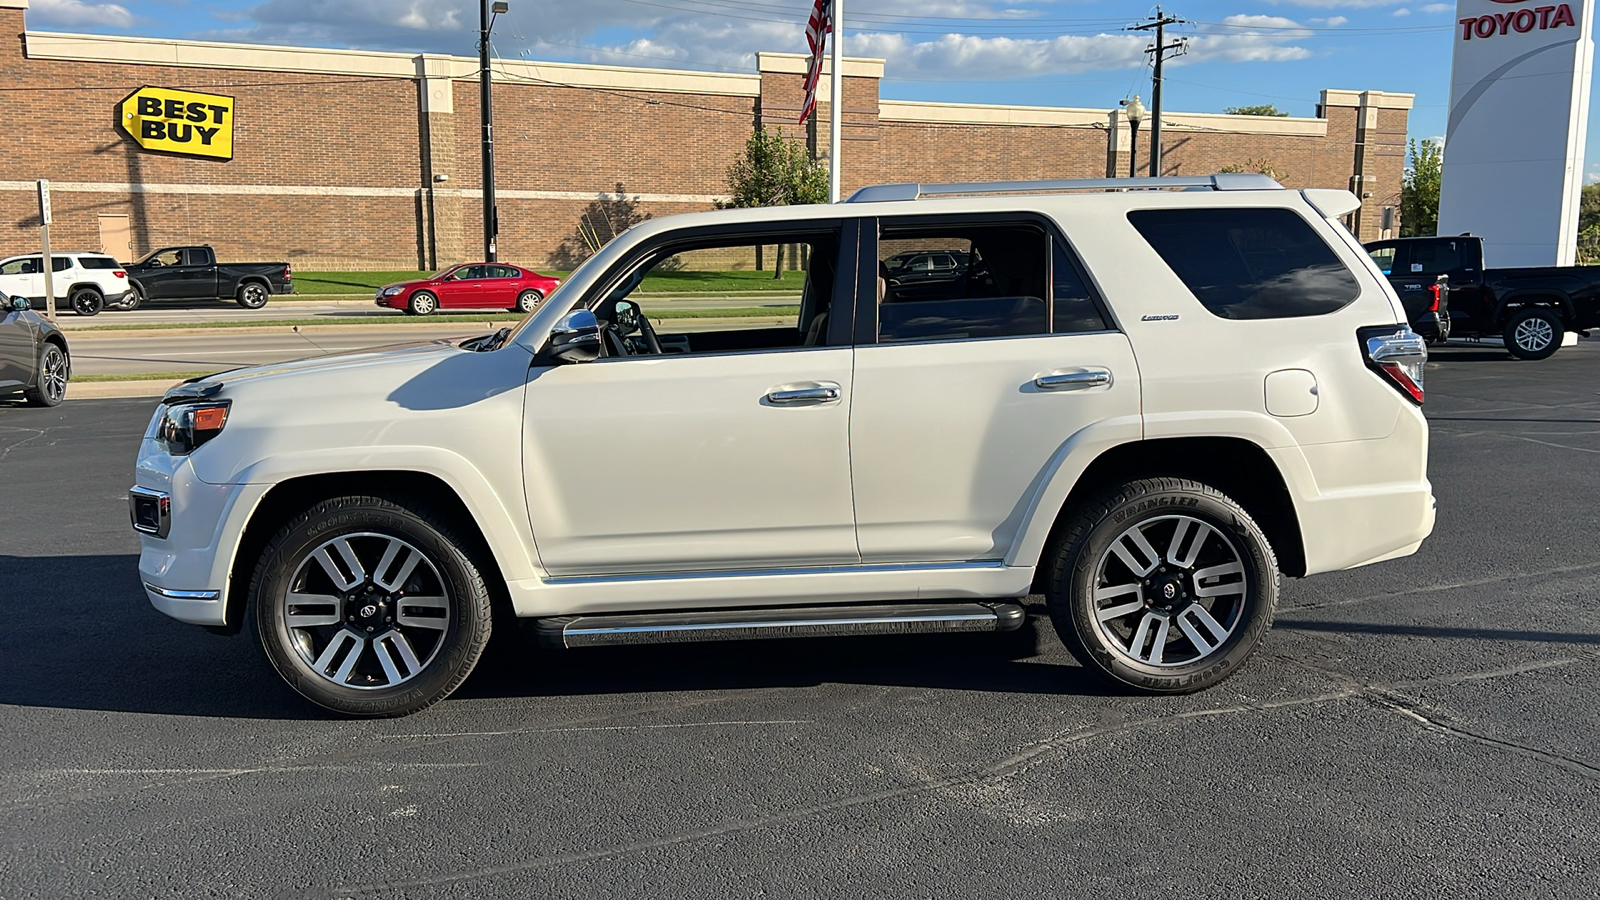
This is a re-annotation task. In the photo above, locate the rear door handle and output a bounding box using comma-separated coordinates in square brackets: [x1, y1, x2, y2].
[1034, 368, 1112, 391]
[766, 383, 842, 404]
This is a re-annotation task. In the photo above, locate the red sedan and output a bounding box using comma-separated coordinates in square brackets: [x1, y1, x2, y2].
[375, 263, 561, 315]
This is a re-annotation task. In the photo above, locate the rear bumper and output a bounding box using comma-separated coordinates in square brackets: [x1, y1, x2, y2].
[1413, 311, 1449, 342]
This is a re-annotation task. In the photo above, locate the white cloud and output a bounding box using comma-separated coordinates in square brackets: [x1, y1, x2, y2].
[1420, 2, 1453, 11]
[1393, 8, 1413, 16]
[1265, 0, 1407, 8]
[200, 1, 1313, 80]
[29, 0, 136, 28]
[1310, 16, 1350, 25]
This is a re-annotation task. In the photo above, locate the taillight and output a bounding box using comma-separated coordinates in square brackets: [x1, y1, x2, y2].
[1426, 283, 1441, 313]
[284, 265, 293, 279]
[113, 270, 127, 279]
[1358, 326, 1427, 405]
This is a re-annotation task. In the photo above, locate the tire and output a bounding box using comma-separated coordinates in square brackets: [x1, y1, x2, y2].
[248, 494, 494, 717]
[23, 343, 68, 407]
[116, 286, 143, 311]
[1045, 477, 1278, 694]
[408, 291, 438, 316]
[70, 288, 103, 317]
[1504, 308, 1563, 360]
[514, 290, 544, 314]
[236, 282, 270, 309]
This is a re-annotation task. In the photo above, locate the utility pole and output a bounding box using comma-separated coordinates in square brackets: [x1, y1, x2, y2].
[479, 0, 508, 262]
[1130, 8, 1187, 178]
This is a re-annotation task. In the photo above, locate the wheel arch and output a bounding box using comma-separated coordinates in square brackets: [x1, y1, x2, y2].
[219, 470, 511, 635]
[1026, 436, 1306, 591]
[1494, 291, 1572, 326]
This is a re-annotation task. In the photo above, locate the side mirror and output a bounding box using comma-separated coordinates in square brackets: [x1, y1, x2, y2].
[9, 294, 27, 312]
[547, 309, 601, 364]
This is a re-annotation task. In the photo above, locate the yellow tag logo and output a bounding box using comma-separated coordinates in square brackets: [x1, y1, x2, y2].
[119, 86, 235, 160]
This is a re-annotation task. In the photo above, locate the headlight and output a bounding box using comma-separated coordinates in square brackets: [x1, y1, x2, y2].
[381, 286, 404, 296]
[158, 401, 231, 454]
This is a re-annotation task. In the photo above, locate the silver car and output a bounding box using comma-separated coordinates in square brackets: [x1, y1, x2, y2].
[0, 292, 70, 407]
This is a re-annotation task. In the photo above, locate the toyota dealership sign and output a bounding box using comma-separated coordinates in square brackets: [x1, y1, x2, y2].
[1438, 0, 1594, 266]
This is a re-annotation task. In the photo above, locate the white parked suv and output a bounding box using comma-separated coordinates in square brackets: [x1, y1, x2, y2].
[0, 251, 134, 315]
[130, 174, 1434, 716]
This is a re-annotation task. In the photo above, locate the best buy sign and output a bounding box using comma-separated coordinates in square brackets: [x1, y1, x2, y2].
[118, 87, 235, 160]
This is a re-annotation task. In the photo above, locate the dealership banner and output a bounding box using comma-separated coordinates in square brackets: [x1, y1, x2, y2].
[118, 86, 236, 161]
[1438, 0, 1595, 266]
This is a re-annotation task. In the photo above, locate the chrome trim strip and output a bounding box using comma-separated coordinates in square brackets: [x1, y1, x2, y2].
[567, 612, 997, 637]
[543, 560, 1011, 586]
[143, 583, 220, 601]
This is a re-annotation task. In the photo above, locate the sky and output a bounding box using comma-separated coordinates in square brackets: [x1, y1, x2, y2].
[23, 0, 1600, 180]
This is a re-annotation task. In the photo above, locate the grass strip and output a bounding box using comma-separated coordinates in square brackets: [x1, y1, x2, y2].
[293, 269, 806, 294]
[71, 307, 800, 331]
[75, 371, 218, 383]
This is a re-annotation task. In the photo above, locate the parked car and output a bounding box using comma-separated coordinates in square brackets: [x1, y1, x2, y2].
[883, 249, 970, 282]
[0, 251, 134, 316]
[122, 245, 293, 310]
[375, 263, 561, 315]
[0, 291, 70, 406]
[1363, 234, 1600, 359]
[132, 173, 1434, 717]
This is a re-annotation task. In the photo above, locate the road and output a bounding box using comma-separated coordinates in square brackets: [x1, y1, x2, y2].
[53, 294, 801, 329]
[2, 343, 1598, 898]
[65, 325, 499, 375]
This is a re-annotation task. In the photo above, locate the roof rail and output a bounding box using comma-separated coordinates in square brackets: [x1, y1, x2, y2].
[844, 173, 1283, 203]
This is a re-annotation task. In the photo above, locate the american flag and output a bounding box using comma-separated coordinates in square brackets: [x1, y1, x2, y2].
[799, 0, 832, 125]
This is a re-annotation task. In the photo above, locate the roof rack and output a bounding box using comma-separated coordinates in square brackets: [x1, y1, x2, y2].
[844, 173, 1284, 203]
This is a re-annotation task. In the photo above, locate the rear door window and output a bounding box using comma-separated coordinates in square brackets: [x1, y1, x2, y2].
[1127, 208, 1361, 319]
[1408, 240, 1462, 276]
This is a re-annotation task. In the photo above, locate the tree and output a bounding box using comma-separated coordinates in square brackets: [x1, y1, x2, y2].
[1225, 104, 1288, 117]
[1401, 138, 1442, 237]
[720, 126, 828, 273]
[1576, 183, 1600, 265]
[721, 126, 828, 209]
[1219, 158, 1288, 182]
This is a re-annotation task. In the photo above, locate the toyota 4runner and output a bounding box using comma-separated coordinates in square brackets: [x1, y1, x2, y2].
[131, 174, 1435, 716]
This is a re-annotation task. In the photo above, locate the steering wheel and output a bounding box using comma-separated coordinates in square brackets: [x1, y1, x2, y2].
[633, 307, 663, 354]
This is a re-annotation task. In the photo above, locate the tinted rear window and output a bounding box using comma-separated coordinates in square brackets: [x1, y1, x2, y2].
[78, 257, 120, 269]
[1127, 208, 1360, 319]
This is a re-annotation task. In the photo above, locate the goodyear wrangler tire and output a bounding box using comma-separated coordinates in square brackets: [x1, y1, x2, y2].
[248, 494, 493, 717]
[1046, 477, 1278, 694]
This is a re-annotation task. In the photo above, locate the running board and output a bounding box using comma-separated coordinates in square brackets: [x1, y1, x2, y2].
[536, 601, 1026, 649]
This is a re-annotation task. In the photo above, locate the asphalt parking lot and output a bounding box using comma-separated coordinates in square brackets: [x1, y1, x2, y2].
[2, 340, 1598, 899]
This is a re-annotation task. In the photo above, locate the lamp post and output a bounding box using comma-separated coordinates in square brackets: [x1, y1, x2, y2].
[479, 0, 508, 262]
[1123, 95, 1146, 179]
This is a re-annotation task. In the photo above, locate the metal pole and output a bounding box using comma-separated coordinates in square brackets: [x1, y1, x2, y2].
[38, 180, 54, 322]
[479, 0, 498, 262]
[828, 0, 842, 203]
[1149, 16, 1164, 178]
[1129, 119, 1140, 179]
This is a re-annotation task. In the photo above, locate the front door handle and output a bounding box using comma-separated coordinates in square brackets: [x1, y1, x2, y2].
[766, 383, 842, 404]
[1034, 368, 1112, 391]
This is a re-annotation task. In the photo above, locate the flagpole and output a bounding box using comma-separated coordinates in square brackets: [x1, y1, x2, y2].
[828, 0, 842, 203]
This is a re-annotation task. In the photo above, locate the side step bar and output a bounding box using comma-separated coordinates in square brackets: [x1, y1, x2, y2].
[536, 601, 1026, 649]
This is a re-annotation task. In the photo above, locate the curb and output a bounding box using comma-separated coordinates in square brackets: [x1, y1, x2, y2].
[67, 380, 182, 400]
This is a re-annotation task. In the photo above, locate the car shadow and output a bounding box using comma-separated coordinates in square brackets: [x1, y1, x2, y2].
[0, 554, 1116, 720]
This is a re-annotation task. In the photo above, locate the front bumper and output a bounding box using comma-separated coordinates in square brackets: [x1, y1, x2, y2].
[133, 443, 271, 627]
[375, 292, 404, 309]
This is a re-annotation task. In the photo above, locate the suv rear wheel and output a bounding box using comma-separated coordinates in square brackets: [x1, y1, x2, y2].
[248, 494, 493, 717]
[1046, 477, 1278, 694]
[70, 288, 103, 316]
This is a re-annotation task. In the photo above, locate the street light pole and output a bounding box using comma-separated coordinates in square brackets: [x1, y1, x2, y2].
[479, 0, 508, 262]
[1123, 95, 1145, 178]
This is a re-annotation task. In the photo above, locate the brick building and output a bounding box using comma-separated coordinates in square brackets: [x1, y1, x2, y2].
[0, 0, 1413, 270]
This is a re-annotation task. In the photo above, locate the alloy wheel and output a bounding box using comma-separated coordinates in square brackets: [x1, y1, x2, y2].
[39, 346, 67, 403]
[280, 532, 451, 689]
[1513, 317, 1554, 353]
[1089, 514, 1248, 667]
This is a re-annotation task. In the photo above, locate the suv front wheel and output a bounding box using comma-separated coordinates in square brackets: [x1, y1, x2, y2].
[249, 494, 493, 716]
[1046, 478, 1278, 694]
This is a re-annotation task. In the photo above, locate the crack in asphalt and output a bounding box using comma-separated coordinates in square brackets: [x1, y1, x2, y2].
[1363, 690, 1600, 782]
[312, 654, 1590, 898]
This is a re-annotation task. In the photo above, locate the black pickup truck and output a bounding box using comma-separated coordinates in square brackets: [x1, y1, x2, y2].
[121, 245, 293, 310]
[1363, 235, 1600, 359]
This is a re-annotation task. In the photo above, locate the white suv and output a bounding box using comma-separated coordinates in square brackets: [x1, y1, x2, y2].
[130, 175, 1434, 716]
[0, 252, 134, 315]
